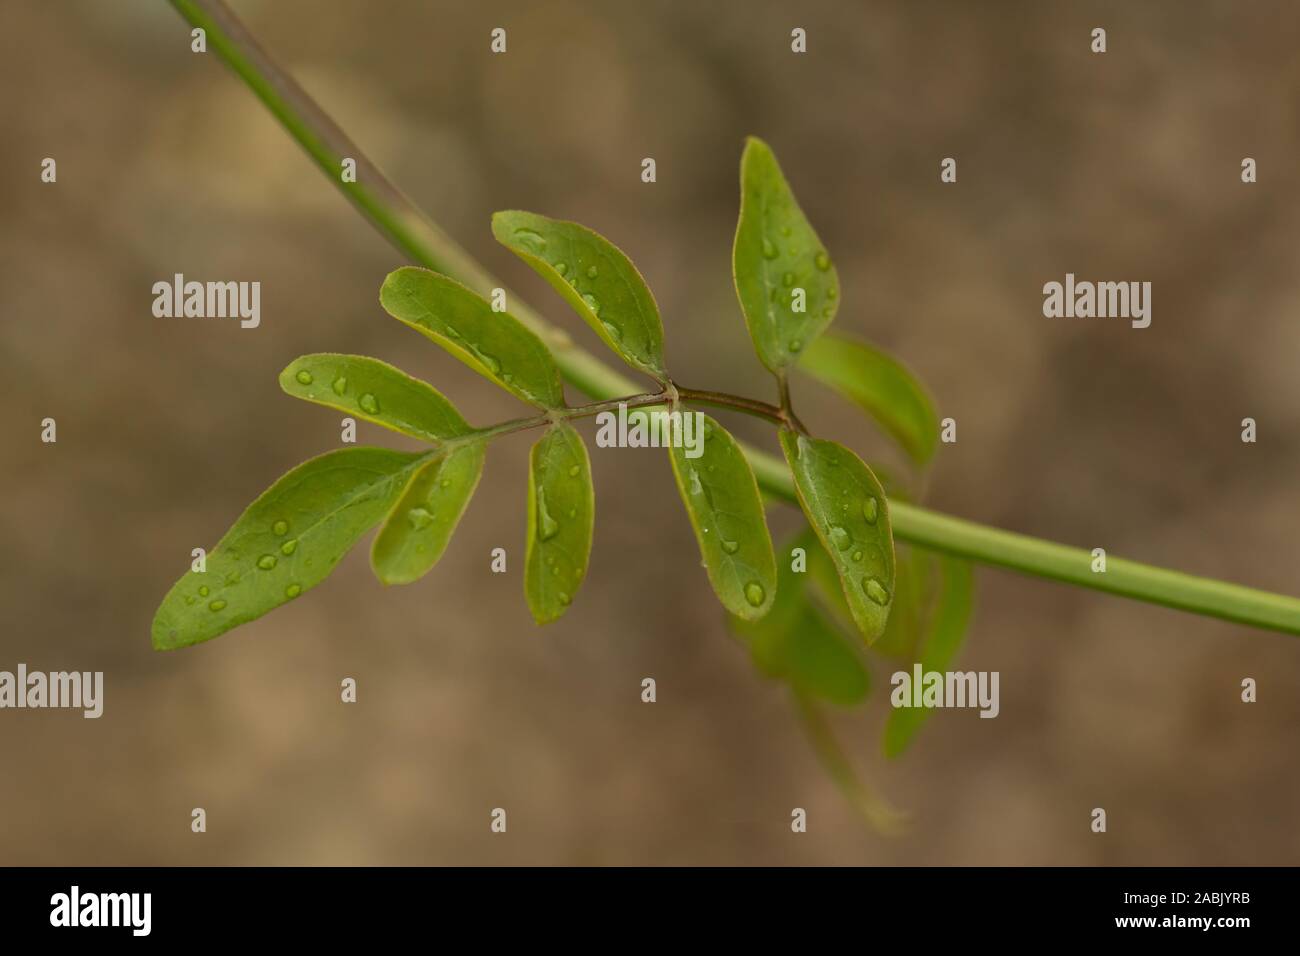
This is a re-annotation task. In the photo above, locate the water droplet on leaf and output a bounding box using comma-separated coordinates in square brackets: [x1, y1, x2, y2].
[256, 554, 277, 570]
[295, 370, 313, 385]
[513, 228, 547, 254]
[285, 583, 301, 599]
[828, 525, 852, 551]
[586, 265, 598, 279]
[863, 577, 890, 605]
[359, 393, 380, 414]
[208, 599, 227, 612]
[280, 539, 298, 556]
[273, 520, 289, 536]
[814, 251, 830, 271]
[863, 496, 879, 524]
[721, 538, 740, 555]
[761, 237, 778, 260]
[537, 487, 559, 541]
[407, 507, 434, 530]
[744, 582, 766, 607]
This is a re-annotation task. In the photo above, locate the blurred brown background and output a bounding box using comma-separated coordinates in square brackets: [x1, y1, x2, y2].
[1, 0, 1298, 865]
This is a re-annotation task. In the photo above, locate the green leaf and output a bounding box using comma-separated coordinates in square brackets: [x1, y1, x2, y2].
[779, 429, 895, 643]
[492, 210, 667, 380]
[798, 333, 939, 466]
[279, 353, 473, 443]
[371, 443, 486, 585]
[379, 266, 565, 409]
[732, 534, 869, 706]
[668, 413, 776, 620]
[872, 545, 934, 660]
[732, 136, 840, 373]
[152, 447, 428, 650]
[524, 422, 594, 624]
[883, 555, 975, 758]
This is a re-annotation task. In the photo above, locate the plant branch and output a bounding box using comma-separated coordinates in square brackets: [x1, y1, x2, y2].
[170, 0, 1300, 638]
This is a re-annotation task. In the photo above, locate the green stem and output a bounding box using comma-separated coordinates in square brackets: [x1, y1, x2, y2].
[170, 0, 1300, 638]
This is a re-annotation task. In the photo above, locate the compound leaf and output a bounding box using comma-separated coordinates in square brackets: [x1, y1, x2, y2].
[668, 413, 776, 620]
[371, 443, 486, 585]
[152, 447, 428, 650]
[780, 429, 895, 643]
[492, 210, 667, 380]
[380, 266, 564, 409]
[733, 136, 840, 373]
[279, 353, 473, 443]
[883, 555, 975, 758]
[524, 422, 594, 624]
[799, 333, 939, 466]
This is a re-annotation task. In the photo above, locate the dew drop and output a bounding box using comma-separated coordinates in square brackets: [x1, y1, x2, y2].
[439, 478, 452, 489]
[761, 237, 778, 260]
[781, 271, 795, 287]
[863, 577, 890, 605]
[513, 228, 547, 254]
[208, 599, 227, 612]
[332, 376, 348, 396]
[537, 488, 560, 541]
[586, 265, 598, 279]
[744, 581, 766, 607]
[554, 261, 568, 275]
[826, 286, 838, 300]
[567, 464, 580, 477]
[789, 339, 803, 352]
[863, 496, 879, 524]
[828, 525, 853, 551]
[407, 507, 434, 531]
[567, 507, 577, 519]
[272, 520, 289, 536]
[295, 370, 314, 385]
[359, 393, 380, 415]
[851, 550, 863, 562]
[256, 554, 277, 570]
[822, 305, 834, 318]
[558, 591, 572, 606]
[721, 538, 740, 555]
[198, 586, 210, 597]
[582, 293, 602, 316]
[814, 251, 830, 271]
[285, 583, 302, 599]
[476, 350, 502, 374]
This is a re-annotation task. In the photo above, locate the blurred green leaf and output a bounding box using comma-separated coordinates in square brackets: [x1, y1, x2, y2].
[669, 414, 777, 620]
[793, 691, 906, 834]
[492, 211, 667, 380]
[798, 333, 939, 466]
[279, 353, 473, 442]
[732, 533, 868, 706]
[379, 266, 564, 409]
[524, 423, 594, 624]
[371, 443, 486, 585]
[732, 136, 840, 374]
[780, 429, 895, 643]
[872, 545, 935, 660]
[882, 555, 975, 758]
[152, 448, 428, 650]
